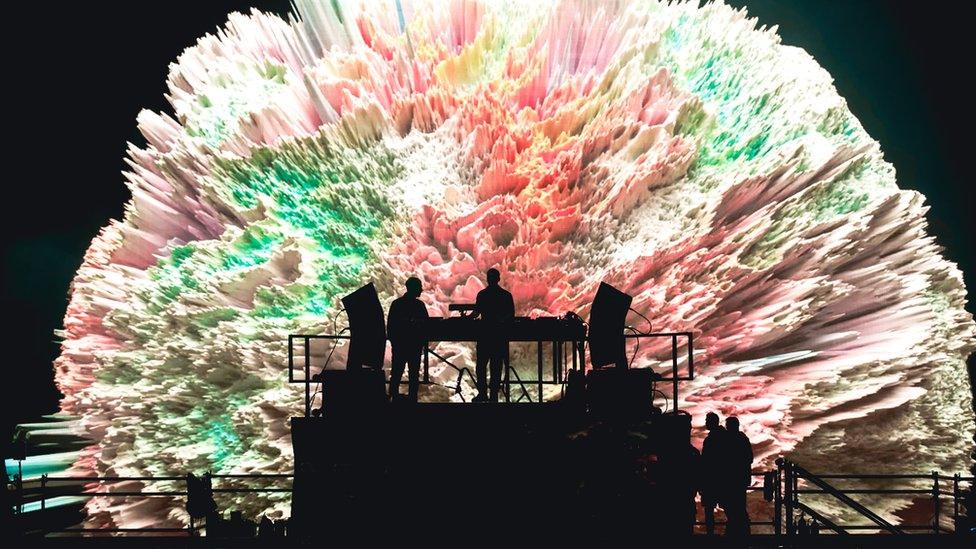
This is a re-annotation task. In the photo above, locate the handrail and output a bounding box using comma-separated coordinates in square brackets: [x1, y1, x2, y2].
[790, 461, 906, 535]
[504, 364, 534, 402]
[12, 467, 970, 536]
[425, 345, 535, 402]
[9, 472, 294, 537]
[796, 488, 932, 495]
[793, 500, 849, 535]
[812, 473, 973, 481]
[425, 346, 477, 401]
[288, 331, 694, 414]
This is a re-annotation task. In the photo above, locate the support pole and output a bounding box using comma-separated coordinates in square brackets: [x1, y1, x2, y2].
[671, 335, 678, 413]
[774, 462, 782, 536]
[304, 337, 311, 418]
[953, 473, 961, 532]
[504, 353, 511, 402]
[792, 463, 799, 533]
[186, 474, 195, 537]
[537, 341, 543, 401]
[288, 335, 294, 382]
[17, 460, 23, 515]
[40, 474, 47, 511]
[552, 340, 559, 385]
[783, 460, 794, 536]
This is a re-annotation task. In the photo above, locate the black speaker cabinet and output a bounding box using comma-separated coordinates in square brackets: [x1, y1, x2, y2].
[588, 282, 632, 369]
[341, 283, 387, 369]
[321, 369, 386, 415]
[585, 368, 656, 419]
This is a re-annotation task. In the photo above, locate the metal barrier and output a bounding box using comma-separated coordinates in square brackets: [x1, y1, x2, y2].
[9, 464, 971, 536]
[288, 331, 695, 415]
[8, 472, 293, 536]
[775, 458, 973, 536]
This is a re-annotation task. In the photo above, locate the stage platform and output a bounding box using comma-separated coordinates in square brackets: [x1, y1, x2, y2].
[289, 400, 699, 539]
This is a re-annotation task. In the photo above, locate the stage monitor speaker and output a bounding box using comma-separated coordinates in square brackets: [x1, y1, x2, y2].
[320, 369, 386, 414]
[341, 282, 387, 370]
[588, 281, 633, 369]
[586, 368, 656, 419]
[656, 411, 692, 454]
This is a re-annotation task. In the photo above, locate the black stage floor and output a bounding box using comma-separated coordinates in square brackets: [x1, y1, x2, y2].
[288, 400, 703, 540]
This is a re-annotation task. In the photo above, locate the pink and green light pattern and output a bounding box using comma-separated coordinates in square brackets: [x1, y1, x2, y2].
[51, 0, 974, 527]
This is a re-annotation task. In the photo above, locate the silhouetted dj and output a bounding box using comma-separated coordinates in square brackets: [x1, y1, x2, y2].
[473, 268, 515, 402]
[387, 277, 429, 402]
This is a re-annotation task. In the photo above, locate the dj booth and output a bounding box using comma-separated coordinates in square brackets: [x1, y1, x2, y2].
[288, 283, 693, 410]
[288, 326, 693, 411]
[286, 282, 698, 538]
[426, 314, 586, 401]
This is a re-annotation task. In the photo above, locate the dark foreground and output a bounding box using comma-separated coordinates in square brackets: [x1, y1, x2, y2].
[10, 534, 975, 547]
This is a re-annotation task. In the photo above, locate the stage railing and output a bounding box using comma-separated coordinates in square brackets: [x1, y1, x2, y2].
[9, 466, 971, 536]
[625, 331, 695, 411]
[287, 331, 695, 414]
[8, 472, 292, 536]
[774, 458, 974, 536]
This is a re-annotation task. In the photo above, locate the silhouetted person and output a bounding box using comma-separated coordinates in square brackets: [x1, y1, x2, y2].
[659, 415, 701, 536]
[387, 277, 429, 402]
[228, 510, 256, 537]
[725, 416, 753, 536]
[473, 268, 515, 402]
[797, 514, 810, 536]
[259, 516, 274, 538]
[701, 412, 729, 535]
[185, 472, 218, 534]
[683, 442, 702, 535]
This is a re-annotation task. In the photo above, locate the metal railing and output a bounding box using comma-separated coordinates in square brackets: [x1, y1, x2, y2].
[9, 464, 971, 536]
[8, 472, 293, 536]
[287, 331, 695, 415]
[775, 458, 973, 536]
[688, 465, 972, 536]
[625, 331, 695, 411]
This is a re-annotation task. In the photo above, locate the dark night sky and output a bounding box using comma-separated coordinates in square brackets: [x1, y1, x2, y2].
[3, 1, 973, 429]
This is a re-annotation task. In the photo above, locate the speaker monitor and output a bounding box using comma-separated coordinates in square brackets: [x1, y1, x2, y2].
[341, 282, 387, 370]
[585, 368, 656, 419]
[320, 369, 387, 414]
[588, 281, 633, 369]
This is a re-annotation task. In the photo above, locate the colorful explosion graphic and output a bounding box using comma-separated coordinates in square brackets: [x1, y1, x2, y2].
[48, 0, 973, 527]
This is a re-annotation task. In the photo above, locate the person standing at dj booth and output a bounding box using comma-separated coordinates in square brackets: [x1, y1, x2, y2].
[387, 277, 429, 402]
[472, 268, 515, 402]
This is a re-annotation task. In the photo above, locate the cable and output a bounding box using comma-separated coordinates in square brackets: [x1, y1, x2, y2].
[321, 308, 348, 378]
[310, 308, 349, 411]
[651, 387, 670, 414]
[331, 308, 347, 339]
[625, 325, 641, 368]
[425, 343, 478, 402]
[625, 321, 671, 412]
[628, 307, 652, 335]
